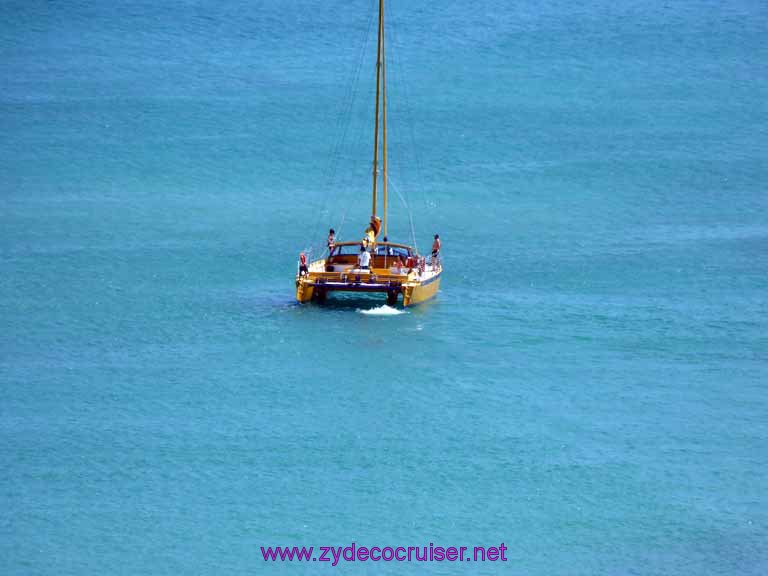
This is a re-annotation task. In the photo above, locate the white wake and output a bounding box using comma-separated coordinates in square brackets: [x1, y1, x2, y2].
[358, 305, 407, 316]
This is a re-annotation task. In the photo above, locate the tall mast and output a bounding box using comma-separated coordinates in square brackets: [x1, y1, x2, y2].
[371, 0, 384, 219]
[381, 0, 388, 238]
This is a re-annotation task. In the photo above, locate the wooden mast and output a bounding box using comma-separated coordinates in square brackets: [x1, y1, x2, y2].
[371, 0, 384, 220]
[381, 0, 388, 238]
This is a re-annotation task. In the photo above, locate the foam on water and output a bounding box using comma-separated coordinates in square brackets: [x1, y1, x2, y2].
[357, 305, 407, 316]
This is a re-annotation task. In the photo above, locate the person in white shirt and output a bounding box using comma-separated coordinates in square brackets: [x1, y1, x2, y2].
[358, 245, 371, 270]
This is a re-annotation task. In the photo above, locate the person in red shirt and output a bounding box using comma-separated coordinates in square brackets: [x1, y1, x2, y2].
[298, 252, 308, 276]
[431, 234, 441, 260]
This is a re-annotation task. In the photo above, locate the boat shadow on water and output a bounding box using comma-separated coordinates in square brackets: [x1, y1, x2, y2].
[291, 292, 439, 316]
[301, 293, 400, 311]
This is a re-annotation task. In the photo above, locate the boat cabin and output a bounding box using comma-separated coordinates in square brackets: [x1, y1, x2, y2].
[326, 241, 415, 271]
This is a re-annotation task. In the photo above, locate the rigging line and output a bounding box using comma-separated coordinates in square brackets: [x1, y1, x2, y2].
[387, 177, 418, 253]
[336, 82, 375, 242]
[336, 93, 373, 244]
[336, 3, 383, 246]
[387, 12, 429, 218]
[306, 0, 378, 248]
[324, 0, 377, 195]
[308, 4, 376, 248]
[335, 67, 377, 245]
[332, 107, 368, 245]
[335, 195, 352, 244]
[380, 12, 417, 248]
[333, 102, 369, 245]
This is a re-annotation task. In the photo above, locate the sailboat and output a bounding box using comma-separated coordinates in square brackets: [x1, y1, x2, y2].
[295, 0, 442, 307]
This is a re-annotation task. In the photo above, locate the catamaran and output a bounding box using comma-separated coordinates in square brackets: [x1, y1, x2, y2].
[295, 0, 442, 307]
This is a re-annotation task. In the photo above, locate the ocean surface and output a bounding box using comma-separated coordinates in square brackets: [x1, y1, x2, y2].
[2, 0, 767, 574]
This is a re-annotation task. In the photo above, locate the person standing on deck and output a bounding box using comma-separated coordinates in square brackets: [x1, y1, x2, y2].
[358, 245, 371, 270]
[298, 252, 308, 276]
[431, 234, 441, 261]
[327, 229, 336, 254]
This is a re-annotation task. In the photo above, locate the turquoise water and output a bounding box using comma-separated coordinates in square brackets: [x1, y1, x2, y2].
[2, 0, 767, 574]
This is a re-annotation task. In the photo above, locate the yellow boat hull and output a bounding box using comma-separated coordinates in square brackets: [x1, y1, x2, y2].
[295, 258, 441, 307]
[295, 279, 314, 303]
[402, 273, 441, 307]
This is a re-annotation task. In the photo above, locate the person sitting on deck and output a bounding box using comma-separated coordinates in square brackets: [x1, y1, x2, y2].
[358, 245, 371, 270]
[298, 252, 308, 276]
[327, 228, 336, 253]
